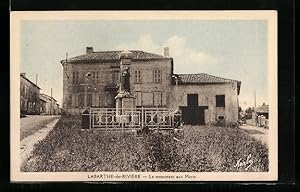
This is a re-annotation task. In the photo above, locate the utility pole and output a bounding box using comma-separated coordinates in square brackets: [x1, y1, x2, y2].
[51, 88, 53, 115]
[35, 74, 38, 114]
[85, 72, 91, 109]
[254, 91, 256, 108]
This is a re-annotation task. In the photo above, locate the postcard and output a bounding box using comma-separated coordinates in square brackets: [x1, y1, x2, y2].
[10, 11, 277, 182]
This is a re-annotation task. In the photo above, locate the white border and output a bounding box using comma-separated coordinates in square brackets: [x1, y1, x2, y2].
[10, 11, 278, 182]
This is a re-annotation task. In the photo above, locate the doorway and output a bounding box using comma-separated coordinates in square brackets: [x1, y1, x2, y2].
[180, 94, 208, 125]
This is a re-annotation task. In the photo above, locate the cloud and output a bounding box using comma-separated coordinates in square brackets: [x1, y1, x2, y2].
[115, 34, 218, 74]
[115, 34, 161, 54]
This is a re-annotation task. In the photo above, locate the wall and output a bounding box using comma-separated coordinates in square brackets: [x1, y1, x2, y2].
[130, 59, 172, 107]
[170, 82, 239, 125]
[62, 60, 119, 114]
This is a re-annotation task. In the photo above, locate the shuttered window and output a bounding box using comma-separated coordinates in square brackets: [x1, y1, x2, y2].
[72, 71, 79, 84]
[136, 91, 142, 106]
[154, 92, 162, 106]
[216, 95, 225, 107]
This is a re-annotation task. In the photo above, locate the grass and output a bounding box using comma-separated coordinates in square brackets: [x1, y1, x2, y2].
[22, 115, 269, 172]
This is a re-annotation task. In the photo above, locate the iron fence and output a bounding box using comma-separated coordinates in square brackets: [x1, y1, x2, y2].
[88, 107, 180, 130]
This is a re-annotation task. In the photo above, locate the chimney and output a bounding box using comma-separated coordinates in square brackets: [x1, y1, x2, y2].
[164, 47, 169, 57]
[20, 73, 26, 77]
[86, 47, 93, 54]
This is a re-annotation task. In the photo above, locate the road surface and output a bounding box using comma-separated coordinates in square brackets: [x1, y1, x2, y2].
[20, 118, 60, 170]
[239, 124, 268, 146]
[20, 115, 60, 141]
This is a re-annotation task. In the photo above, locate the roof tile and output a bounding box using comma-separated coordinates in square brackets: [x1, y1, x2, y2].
[176, 73, 240, 84]
[174, 73, 241, 94]
[62, 50, 167, 63]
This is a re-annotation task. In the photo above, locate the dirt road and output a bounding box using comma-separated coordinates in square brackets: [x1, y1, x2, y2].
[239, 124, 268, 146]
[20, 115, 60, 140]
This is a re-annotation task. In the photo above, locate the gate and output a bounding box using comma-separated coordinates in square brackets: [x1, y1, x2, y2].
[87, 107, 180, 130]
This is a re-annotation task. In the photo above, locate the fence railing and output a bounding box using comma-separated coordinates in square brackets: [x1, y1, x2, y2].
[87, 107, 180, 130]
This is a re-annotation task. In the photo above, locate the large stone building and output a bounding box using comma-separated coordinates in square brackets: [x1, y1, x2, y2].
[61, 47, 241, 125]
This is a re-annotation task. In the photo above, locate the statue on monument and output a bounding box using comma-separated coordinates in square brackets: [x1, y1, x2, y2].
[122, 66, 130, 93]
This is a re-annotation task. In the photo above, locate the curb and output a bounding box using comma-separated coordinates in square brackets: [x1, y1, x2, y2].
[20, 118, 60, 167]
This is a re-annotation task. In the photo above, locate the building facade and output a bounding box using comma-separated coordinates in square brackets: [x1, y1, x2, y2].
[39, 93, 60, 115]
[61, 47, 241, 125]
[20, 73, 41, 115]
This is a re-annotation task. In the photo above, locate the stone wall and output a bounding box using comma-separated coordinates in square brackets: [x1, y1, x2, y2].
[130, 59, 173, 107]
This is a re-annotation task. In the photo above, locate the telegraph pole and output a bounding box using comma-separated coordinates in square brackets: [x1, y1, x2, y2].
[85, 72, 91, 109]
[36, 74, 38, 86]
[51, 88, 53, 115]
[35, 74, 38, 114]
[254, 91, 256, 108]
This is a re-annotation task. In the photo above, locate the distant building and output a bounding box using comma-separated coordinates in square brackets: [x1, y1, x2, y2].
[20, 73, 41, 115]
[255, 103, 269, 119]
[61, 47, 241, 125]
[39, 93, 60, 115]
[252, 103, 269, 127]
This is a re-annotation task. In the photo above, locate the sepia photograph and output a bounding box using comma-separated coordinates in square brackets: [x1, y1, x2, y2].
[10, 11, 277, 181]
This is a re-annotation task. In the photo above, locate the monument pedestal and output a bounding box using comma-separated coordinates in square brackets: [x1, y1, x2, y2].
[115, 91, 136, 123]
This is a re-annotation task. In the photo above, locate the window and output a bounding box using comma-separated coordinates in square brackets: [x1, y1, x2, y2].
[216, 95, 225, 107]
[134, 70, 141, 83]
[75, 94, 79, 108]
[72, 71, 79, 84]
[153, 70, 162, 83]
[78, 94, 84, 107]
[96, 72, 99, 83]
[154, 91, 162, 106]
[87, 94, 92, 107]
[136, 91, 142, 106]
[92, 93, 99, 107]
[72, 95, 76, 107]
[112, 71, 119, 84]
[162, 92, 167, 106]
[71, 94, 79, 108]
[92, 72, 99, 84]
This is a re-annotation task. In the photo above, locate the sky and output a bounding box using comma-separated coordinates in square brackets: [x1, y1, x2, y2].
[21, 20, 268, 109]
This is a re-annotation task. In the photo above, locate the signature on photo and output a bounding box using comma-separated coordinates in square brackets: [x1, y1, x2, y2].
[234, 154, 254, 171]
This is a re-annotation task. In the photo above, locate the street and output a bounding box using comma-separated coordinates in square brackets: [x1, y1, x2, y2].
[20, 115, 60, 141]
[239, 124, 268, 146]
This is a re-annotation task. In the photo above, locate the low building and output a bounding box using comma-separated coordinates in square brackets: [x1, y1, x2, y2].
[40, 93, 60, 115]
[171, 73, 241, 126]
[20, 73, 41, 115]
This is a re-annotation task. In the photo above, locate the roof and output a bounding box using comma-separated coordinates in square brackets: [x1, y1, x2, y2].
[61, 50, 169, 64]
[39, 97, 47, 102]
[174, 73, 241, 95]
[255, 105, 269, 113]
[40, 93, 57, 102]
[20, 74, 41, 90]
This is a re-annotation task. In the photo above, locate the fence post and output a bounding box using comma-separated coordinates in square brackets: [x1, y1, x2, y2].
[141, 107, 144, 130]
[82, 108, 90, 130]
